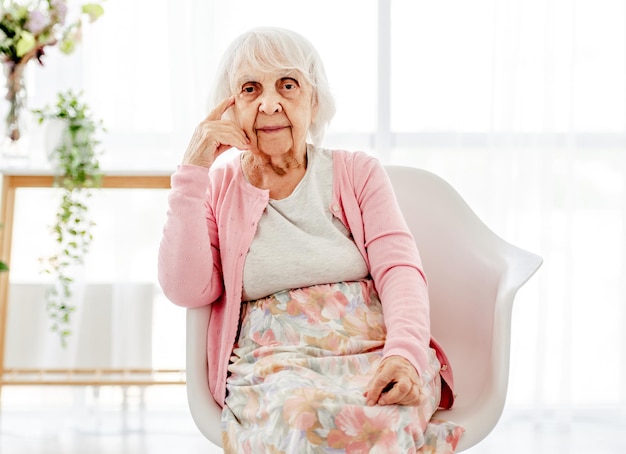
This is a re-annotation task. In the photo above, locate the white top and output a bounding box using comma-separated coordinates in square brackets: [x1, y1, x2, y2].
[242, 147, 369, 301]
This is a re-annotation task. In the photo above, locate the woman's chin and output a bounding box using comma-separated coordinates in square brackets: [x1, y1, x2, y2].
[254, 140, 295, 158]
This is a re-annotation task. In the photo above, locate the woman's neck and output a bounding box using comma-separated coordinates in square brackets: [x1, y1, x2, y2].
[242, 147, 308, 199]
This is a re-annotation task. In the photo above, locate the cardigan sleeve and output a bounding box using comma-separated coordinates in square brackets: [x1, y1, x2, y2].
[157, 164, 224, 308]
[344, 153, 432, 376]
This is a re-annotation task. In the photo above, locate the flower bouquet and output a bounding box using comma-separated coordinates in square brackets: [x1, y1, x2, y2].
[0, 0, 103, 156]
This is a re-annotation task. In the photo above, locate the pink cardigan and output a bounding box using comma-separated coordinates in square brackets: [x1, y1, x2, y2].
[158, 149, 455, 408]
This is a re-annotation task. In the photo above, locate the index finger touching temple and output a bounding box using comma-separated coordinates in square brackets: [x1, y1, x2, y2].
[206, 96, 236, 122]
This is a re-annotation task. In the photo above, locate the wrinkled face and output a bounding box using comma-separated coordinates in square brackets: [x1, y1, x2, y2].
[231, 66, 317, 159]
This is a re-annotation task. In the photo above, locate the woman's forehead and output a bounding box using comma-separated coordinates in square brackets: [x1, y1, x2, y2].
[231, 65, 307, 87]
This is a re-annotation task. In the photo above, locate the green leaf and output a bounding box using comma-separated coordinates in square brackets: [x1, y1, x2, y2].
[82, 4, 105, 22]
[59, 39, 76, 55]
[16, 30, 36, 57]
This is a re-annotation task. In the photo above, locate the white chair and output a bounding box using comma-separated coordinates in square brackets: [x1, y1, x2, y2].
[185, 165, 543, 451]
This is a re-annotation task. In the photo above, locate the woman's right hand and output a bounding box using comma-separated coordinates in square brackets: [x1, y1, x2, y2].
[182, 96, 250, 168]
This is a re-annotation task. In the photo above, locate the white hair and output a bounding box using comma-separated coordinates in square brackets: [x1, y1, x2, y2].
[209, 27, 336, 146]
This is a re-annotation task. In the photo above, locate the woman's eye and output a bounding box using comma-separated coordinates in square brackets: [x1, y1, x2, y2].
[281, 79, 299, 90]
[242, 84, 256, 94]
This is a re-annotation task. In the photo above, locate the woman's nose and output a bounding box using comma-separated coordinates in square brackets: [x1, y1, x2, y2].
[258, 91, 282, 114]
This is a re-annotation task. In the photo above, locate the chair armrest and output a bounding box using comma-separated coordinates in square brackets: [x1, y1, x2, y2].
[186, 305, 224, 447]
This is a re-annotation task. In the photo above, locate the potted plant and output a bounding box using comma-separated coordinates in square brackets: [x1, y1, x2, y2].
[33, 89, 104, 345]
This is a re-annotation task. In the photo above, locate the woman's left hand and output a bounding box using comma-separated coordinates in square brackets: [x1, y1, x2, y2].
[364, 355, 424, 406]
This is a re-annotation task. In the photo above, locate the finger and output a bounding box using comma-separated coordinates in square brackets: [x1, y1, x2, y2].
[206, 96, 236, 121]
[207, 125, 250, 151]
[364, 367, 395, 406]
[183, 126, 243, 167]
[378, 377, 418, 406]
[194, 122, 249, 152]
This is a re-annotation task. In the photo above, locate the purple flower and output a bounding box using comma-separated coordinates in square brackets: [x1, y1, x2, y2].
[25, 10, 49, 35]
[50, 0, 69, 25]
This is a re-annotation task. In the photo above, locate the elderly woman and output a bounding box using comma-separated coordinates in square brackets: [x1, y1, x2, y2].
[158, 27, 464, 452]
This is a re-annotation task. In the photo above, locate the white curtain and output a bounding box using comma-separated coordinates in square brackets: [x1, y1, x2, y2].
[386, 0, 626, 420]
[4, 0, 625, 430]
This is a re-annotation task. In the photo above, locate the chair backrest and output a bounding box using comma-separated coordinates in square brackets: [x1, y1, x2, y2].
[185, 165, 542, 451]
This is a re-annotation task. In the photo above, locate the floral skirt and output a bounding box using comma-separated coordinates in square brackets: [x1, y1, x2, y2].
[222, 280, 464, 453]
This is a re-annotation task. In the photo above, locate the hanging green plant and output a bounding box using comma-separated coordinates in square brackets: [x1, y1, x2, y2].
[0, 222, 7, 271]
[33, 90, 104, 346]
[0, 226, 7, 271]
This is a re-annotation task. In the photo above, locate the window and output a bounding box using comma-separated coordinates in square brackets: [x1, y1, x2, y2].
[5, 0, 626, 415]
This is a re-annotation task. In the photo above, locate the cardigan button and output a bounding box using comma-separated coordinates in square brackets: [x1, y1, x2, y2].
[441, 364, 448, 371]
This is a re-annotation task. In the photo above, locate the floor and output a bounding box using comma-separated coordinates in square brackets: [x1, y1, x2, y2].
[0, 386, 624, 454]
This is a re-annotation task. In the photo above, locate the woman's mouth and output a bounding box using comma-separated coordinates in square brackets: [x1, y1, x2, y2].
[256, 125, 288, 133]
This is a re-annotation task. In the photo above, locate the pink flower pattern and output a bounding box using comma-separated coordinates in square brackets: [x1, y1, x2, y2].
[222, 280, 464, 453]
